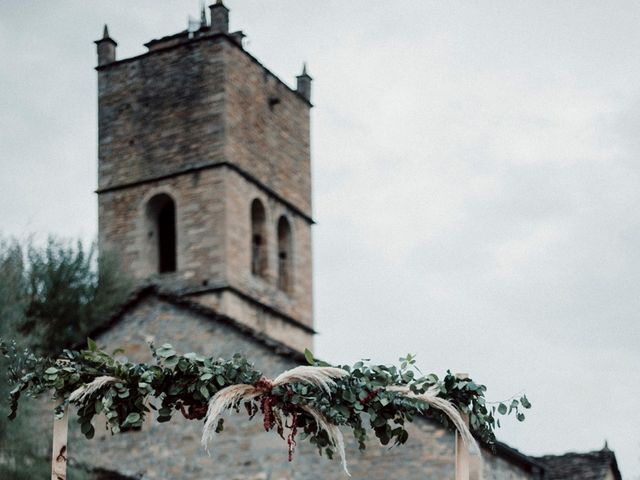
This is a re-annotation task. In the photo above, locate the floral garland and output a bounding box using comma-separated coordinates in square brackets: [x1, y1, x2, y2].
[1, 339, 531, 473]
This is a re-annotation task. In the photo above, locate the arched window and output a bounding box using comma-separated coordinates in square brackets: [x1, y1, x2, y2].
[250, 199, 267, 278]
[277, 216, 292, 293]
[146, 193, 177, 274]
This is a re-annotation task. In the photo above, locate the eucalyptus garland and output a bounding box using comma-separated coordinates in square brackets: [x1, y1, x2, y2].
[1, 338, 531, 470]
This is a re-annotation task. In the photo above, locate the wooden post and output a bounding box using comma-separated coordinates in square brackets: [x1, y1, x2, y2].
[455, 373, 483, 480]
[470, 449, 483, 480]
[455, 373, 470, 480]
[51, 407, 69, 480]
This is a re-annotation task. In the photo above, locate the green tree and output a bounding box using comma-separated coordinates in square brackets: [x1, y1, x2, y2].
[0, 236, 132, 478]
[15, 238, 131, 355]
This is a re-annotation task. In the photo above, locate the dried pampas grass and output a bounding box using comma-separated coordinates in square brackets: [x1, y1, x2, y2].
[69, 376, 121, 405]
[386, 385, 480, 455]
[200, 365, 349, 472]
[201, 384, 261, 452]
[272, 366, 349, 394]
[300, 405, 350, 476]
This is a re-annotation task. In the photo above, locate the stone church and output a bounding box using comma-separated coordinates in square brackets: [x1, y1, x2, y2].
[81, 2, 622, 479]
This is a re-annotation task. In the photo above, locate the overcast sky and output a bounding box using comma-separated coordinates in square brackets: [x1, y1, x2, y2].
[1, 1, 639, 477]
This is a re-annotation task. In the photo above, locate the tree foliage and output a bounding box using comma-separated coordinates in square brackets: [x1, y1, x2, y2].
[15, 238, 131, 354]
[0, 236, 131, 478]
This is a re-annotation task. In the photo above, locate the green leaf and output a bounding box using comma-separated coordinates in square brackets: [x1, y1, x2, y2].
[342, 390, 356, 402]
[44, 367, 58, 375]
[168, 384, 183, 395]
[373, 416, 386, 427]
[81, 421, 94, 436]
[336, 405, 349, 417]
[498, 403, 507, 415]
[304, 348, 315, 365]
[200, 385, 210, 400]
[215, 418, 224, 433]
[87, 338, 97, 352]
[157, 344, 176, 358]
[164, 355, 179, 368]
[123, 412, 141, 426]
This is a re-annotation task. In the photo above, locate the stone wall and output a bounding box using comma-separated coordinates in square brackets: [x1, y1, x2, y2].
[98, 168, 226, 285]
[97, 33, 311, 213]
[96, 33, 314, 349]
[222, 168, 313, 330]
[188, 288, 312, 352]
[223, 41, 312, 216]
[97, 39, 225, 190]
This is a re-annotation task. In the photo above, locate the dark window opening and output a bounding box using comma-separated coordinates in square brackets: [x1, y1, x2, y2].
[146, 193, 177, 274]
[157, 201, 176, 273]
[252, 233, 263, 275]
[277, 216, 292, 293]
[251, 199, 267, 278]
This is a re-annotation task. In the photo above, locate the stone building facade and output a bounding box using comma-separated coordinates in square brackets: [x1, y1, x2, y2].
[85, 3, 621, 479]
[96, 0, 313, 353]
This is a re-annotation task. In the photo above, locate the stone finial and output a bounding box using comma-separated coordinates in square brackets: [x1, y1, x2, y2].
[230, 31, 246, 47]
[94, 24, 117, 67]
[200, 3, 208, 28]
[209, 0, 229, 34]
[296, 63, 313, 102]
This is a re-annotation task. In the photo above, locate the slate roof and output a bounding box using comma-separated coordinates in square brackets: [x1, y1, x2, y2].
[87, 284, 307, 364]
[535, 447, 622, 479]
[485, 440, 546, 477]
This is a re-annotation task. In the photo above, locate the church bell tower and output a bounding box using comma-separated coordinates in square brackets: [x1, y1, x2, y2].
[95, 2, 314, 352]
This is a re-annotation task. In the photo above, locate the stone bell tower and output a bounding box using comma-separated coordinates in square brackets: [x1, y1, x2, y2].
[95, 2, 314, 351]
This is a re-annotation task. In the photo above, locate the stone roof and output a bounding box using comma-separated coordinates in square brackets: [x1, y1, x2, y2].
[535, 447, 622, 479]
[486, 440, 546, 476]
[87, 284, 307, 364]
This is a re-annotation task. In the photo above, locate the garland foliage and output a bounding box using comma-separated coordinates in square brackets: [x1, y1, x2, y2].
[1, 338, 531, 463]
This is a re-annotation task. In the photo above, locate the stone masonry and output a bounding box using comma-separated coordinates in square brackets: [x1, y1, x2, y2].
[95, 2, 313, 351]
